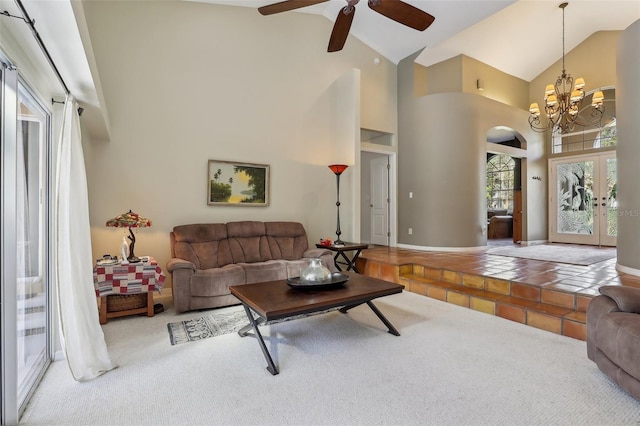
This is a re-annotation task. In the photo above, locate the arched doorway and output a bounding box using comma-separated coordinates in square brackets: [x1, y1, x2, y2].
[486, 126, 525, 244]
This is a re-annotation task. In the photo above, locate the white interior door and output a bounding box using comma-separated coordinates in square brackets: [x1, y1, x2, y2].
[549, 153, 616, 246]
[370, 156, 389, 246]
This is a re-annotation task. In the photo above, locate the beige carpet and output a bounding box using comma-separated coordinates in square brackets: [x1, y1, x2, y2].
[487, 243, 617, 265]
[19, 291, 640, 425]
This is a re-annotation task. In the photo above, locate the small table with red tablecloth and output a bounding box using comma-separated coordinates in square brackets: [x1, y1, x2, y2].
[93, 258, 166, 324]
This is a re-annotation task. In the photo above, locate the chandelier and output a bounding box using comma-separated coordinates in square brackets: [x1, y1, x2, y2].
[528, 2, 605, 134]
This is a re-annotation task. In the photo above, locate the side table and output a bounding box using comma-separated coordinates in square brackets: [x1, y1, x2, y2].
[93, 257, 166, 324]
[315, 242, 369, 273]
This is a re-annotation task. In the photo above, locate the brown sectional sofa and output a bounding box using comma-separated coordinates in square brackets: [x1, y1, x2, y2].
[587, 285, 640, 400]
[167, 221, 337, 313]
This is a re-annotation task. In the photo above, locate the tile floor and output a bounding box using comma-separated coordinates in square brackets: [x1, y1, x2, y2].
[357, 241, 640, 340]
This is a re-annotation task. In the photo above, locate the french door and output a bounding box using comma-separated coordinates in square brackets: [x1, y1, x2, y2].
[1, 57, 52, 425]
[549, 152, 617, 246]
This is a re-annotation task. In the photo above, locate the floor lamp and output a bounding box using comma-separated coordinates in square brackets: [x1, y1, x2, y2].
[328, 164, 348, 245]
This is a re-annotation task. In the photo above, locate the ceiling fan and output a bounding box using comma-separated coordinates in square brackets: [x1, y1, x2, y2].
[258, 0, 435, 52]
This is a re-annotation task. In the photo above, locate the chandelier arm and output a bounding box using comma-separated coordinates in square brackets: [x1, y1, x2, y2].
[528, 115, 551, 133]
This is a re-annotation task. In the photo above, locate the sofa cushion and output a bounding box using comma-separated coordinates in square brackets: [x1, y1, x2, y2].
[189, 264, 245, 297]
[239, 261, 287, 284]
[265, 222, 308, 260]
[595, 312, 640, 380]
[172, 223, 234, 269]
[227, 221, 273, 263]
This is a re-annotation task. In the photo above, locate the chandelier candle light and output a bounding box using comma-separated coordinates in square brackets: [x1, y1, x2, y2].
[528, 2, 604, 134]
[106, 210, 152, 263]
[328, 164, 348, 246]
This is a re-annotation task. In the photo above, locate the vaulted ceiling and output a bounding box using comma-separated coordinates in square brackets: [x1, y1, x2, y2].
[197, 0, 639, 81]
[1, 0, 638, 138]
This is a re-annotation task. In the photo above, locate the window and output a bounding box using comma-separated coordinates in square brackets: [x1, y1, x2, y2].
[487, 154, 515, 211]
[552, 88, 616, 154]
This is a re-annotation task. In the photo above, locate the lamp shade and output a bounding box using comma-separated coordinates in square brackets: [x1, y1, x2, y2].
[529, 103, 540, 116]
[570, 90, 584, 103]
[328, 164, 348, 175]
[544, 84, 555, 96]
[106, 210, 152, 228]
[591, 90, 605, 106]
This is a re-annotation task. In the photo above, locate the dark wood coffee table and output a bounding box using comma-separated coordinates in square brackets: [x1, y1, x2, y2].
[230, 272, 404, 375]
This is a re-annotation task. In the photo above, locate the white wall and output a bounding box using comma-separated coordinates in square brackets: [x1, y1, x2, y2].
[77, 1, 397, 285]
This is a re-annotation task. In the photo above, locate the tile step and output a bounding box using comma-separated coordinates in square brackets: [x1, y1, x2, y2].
[398, 273, 586, 340]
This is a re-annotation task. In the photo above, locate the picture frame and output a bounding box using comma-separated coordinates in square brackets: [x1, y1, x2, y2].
[207, 160, 270, 206]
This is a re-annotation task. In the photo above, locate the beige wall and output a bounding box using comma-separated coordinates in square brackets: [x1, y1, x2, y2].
[421, 54, 529, 110]
[398, 51, 545, 249]
[616, 19, 640, 274]
[396, 30, 625, 250]
[77, 1, 397, 286]
[461, 55, 530, 110]
[424, 55, 463, 95]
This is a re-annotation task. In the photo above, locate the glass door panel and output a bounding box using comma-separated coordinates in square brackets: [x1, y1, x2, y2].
[549, 153, 616, 246]
[601, 154, 617, 246]
[554, 159, 597, 244]
[16, 81, 50, 412]
[2, 57, 51, 424]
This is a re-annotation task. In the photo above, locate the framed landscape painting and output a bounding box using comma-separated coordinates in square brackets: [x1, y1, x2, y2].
[207, 160, 270, 206]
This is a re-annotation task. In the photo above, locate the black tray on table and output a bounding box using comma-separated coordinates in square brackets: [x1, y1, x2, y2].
[286, 273, 349, 290]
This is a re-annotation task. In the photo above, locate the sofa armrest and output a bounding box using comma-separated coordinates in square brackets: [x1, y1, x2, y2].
[599, 285, 640, 314]
[166, 258, 196, 273]
[302, 248, 332, 259]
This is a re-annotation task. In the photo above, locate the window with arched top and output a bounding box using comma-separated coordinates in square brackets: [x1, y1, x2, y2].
[552, 88, 616, 154]
[487, 154, 515, 211]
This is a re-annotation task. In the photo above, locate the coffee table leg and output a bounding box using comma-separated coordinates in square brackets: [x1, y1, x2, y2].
[238, 316, 265, 336]
[239, 304, 279, 375]
[339, 300, 400, 336]
[366, 301, 400, 336]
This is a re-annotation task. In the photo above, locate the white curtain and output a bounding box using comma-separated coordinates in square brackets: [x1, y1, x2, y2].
[55, 96, 116, 381]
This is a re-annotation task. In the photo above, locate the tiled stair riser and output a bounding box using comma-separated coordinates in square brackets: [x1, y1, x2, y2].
[362, 260, 588, 341]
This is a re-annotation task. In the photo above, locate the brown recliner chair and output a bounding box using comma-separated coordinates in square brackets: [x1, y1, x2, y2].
[587, 285, 640, 400]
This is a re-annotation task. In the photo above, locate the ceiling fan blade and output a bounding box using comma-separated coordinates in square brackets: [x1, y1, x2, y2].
[258, 0, 329, 16]
[368, 0, 435, 31]
[328, 6, 356, 52]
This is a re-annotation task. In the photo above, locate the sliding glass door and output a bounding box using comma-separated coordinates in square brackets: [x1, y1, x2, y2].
[1, 56, 52, 425]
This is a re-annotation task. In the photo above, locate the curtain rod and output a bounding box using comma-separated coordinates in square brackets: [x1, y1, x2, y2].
[2, 0, 70, 95]
[2, 1, 86, 116]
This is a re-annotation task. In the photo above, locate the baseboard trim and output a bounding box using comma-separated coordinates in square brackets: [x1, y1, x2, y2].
[397, 243, 486, 252]
[616, 263, 640, 278]
[519, 240, 548, 246]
